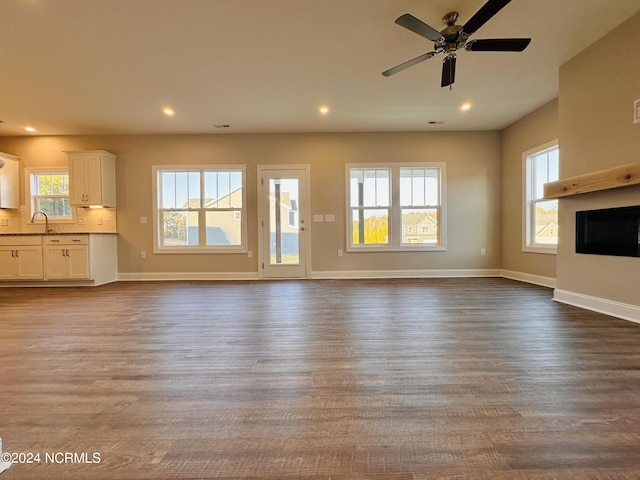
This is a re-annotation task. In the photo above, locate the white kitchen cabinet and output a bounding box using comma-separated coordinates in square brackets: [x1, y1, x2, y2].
[0, 237, 44, 280]
[44, 235, 90, 280]
[0, 152, 20, 209]
[0, 234, 117, 286]
[66, 150, 116, 207]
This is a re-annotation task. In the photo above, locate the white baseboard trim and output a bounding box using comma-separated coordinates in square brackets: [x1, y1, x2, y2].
[117, 272, 260, 281]
[311, 269, 502, 279]
[118, 269, 507, 281]
[553, 289, 640, 325]
[501, 269, 556, 289]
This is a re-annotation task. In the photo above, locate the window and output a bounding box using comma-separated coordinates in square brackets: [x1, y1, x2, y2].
[27, 170, 73, 220]
[347, 164, 445, 251]
[154, 166, 246, 253]
[524, 141, 559, 253]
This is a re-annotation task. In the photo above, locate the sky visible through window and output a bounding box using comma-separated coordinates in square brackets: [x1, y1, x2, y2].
[350, 168, 439, 218]
[160, 170, 242, 208]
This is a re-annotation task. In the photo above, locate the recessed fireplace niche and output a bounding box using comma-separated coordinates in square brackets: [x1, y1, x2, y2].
[576, 205, 640, 257]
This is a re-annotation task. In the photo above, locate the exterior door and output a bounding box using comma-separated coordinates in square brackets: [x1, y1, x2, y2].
[259, 166, 310, 279]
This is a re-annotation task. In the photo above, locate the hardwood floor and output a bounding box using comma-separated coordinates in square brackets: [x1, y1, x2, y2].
[1, 278, 640, 479]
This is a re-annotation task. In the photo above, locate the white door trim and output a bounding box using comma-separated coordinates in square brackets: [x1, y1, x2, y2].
[257, 165, 311, 279]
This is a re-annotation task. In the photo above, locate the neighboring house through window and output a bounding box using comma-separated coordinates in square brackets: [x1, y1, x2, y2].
[346, 163, 445, 251]
[524, 141, 559, 253]
[153, 166, 247, 253]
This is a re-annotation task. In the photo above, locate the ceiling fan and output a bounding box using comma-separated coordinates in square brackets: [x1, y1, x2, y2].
[382, 0, 531, 88]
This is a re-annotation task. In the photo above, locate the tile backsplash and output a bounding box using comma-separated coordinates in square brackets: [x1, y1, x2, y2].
[0, 205, 116, 234]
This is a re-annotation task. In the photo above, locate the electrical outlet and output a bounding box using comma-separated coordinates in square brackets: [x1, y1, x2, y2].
[481, 248, 486, 256]
[0, 218, 8, 227]
[635, 99, 640, 124]
[140, 216, 148, 224]
[337, 249, 343, 257]
[140, 251, 146, 259]
[247, 251, 253, 258]
[78, 217, 87, 225]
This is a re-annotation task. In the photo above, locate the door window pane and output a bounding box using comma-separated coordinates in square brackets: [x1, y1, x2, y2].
[269, 178, 300, 264]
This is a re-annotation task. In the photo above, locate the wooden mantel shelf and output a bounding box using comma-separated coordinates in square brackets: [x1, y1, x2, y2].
[544, 162, 640, 199]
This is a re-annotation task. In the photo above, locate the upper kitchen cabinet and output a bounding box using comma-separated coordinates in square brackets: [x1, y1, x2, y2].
[0, 152, 20, 209]
[66, 150, 116, 207]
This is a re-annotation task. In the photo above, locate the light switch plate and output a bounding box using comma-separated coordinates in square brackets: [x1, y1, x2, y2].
[324, 214, 336, 222]
[313, 214, 324, 223]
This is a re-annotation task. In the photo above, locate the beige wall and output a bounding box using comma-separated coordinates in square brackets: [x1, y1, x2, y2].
[0, 131, 502, 277]
[556, 11, 640, 307]
[501, 99, 558, 280]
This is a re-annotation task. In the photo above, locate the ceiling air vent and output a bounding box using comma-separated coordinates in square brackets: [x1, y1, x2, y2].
[635, 99, 640, 124]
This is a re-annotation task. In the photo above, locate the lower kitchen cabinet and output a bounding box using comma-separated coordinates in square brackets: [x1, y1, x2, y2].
[0, 237, 44, 280]
[0, 234, 117, 285]
[44, 236, 90, 280]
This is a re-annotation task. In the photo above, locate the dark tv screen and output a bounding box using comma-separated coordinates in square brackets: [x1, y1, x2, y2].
[576, 205, 640, 257]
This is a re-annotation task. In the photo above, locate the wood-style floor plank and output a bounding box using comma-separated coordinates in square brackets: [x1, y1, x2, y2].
[1, 278, 640, 479]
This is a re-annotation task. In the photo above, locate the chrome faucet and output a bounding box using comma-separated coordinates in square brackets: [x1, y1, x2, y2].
[30, 211, 53, 234]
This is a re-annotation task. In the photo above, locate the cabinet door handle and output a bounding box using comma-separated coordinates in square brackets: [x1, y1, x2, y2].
[66, 249, 70, 256]
[15, 250, 20, 258]
[11, 249, 15, 257]
[61, 249, 66, 257]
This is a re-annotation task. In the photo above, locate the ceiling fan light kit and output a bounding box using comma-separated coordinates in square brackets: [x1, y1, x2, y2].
[382, 0, 531, 88]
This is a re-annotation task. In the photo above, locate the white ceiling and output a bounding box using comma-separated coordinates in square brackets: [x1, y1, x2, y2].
[1, 0, 639, 136]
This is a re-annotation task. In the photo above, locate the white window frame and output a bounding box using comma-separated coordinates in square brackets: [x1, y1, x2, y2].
[152, 165, 247, 254]
[345, 163, 446, 252]
[523, 140, 559, 254]
[25, 168, 75, 223]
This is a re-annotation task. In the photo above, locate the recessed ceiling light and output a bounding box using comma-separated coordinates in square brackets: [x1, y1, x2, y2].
[25, 126, 36, 132]
[460, 103, 472, 112]
[163, 107, 175, 117]
[319, 105, 330, 115]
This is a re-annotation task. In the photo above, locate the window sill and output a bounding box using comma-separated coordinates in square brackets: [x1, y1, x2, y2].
[347, 245, 446, 253]
[523, 245, 557, 255]
[154, 247, 247, 255]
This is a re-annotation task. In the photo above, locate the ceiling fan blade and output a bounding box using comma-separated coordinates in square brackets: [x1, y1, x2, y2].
[462, 0, 511, 37]
[441, 55, 456, 88]
[382, 52, 436, 77]
[395, 14, 443, 42]
[465, 38, 531, 52]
